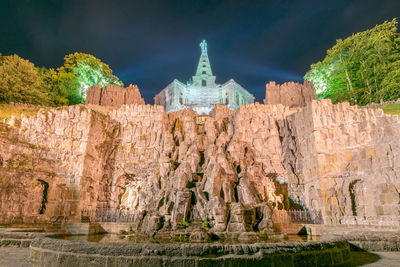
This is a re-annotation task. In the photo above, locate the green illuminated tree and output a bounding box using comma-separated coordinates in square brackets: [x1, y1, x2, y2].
[61, 52, 123, 102]
[305, 19, 400, 105]
[0, 52, 123, 106]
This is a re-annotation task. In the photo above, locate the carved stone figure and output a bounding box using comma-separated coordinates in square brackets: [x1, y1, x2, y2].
[120, 183, 140, 210]
[200, 40, 207, 54]
[266, 183, 284, 210]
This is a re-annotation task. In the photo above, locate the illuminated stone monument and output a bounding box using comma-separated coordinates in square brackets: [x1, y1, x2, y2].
[154, 40, 254, 115]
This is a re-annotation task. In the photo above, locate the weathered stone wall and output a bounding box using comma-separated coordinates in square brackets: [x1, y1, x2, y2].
[0, 122, 72, 224]
[107, 104, 171, 230]
[280, 99, 400, 226]
[1, 99, 399, 231]
[78, 111, 120, 212]
[86, 84, 145, 107]
[0, 106, 119, 223]
[264, 81, 317, 108]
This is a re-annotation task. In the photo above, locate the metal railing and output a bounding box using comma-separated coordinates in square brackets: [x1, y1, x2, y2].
[81, 209, 323, 224]
[274, 210, 323, 224]
[289, 210, 323, 224]
[81, 209, 137, 223]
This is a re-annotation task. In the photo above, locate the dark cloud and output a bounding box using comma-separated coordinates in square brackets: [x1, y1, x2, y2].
[1, 0, 399, 103]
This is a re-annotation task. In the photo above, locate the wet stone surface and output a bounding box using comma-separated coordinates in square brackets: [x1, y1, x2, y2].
[29, 236, 353, 266]
[2, 246, 400, 267]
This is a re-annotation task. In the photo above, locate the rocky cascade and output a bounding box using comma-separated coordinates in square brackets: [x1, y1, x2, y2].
[106, 103, 296, 233]
[0, 99, 399, 234]
[264, 81, 317, 108]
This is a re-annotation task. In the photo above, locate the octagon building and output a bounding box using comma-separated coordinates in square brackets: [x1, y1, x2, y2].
[154, 40, 254, 115]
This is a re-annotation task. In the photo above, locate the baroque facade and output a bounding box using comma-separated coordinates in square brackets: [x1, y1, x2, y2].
[154, 40, 254, 115]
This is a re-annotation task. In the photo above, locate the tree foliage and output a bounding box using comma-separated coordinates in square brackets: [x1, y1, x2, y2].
[38, 67, 80, 106]
[0, 52, 123, 106]
[61, 53, 123, 102]
[0, 54, 51, 105]
[305, 19, 400, 105]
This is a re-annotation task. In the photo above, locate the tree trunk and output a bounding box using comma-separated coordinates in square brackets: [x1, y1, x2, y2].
[344, 68, 356, 104]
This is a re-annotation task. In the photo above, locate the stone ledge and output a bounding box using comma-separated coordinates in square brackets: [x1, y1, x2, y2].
[346, 233, 400, 251]
[30, 237, 348, 256]
[0, 229, 46, 247]
[0, 238, 32, 247]
[29, 237, 351, 267]
[306, 225, 400, 252]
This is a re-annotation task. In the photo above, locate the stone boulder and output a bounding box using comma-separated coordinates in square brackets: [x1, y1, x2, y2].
[86, 84, 145, 108]
[264, 81, 317, 108]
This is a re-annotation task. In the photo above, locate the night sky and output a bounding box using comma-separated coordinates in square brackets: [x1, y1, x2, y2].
[1, 0, 399, 103]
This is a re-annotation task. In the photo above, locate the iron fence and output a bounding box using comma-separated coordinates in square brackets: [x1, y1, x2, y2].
[81, 209, 323, 224]
[81, 209, 137, 223]
[284, 210, 323, 224]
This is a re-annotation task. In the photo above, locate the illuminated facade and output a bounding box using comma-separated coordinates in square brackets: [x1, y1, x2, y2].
[154, 40, 254, 115]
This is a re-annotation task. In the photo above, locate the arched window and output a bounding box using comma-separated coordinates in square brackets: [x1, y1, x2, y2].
[202, 71, 206, 74]
[202, 80, 206, 86]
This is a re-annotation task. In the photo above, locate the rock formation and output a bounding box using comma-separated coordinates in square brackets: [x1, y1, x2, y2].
[264, 81, 317, 108]
[279, 99, 400, 226]
[0, 97, 399, 234]
[86, 84, 145, 107]
[0, 106, 119, 223]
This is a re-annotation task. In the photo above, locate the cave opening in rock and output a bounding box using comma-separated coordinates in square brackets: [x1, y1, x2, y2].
[349, 179, 361, 216]
[236, 165, 241, 174]
[199, 151, 205, 167]
[37, 179, 49, 214]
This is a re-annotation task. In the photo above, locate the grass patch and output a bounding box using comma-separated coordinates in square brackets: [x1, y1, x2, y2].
[380, 103, 400, 115]
[0, 104, 41, 120]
